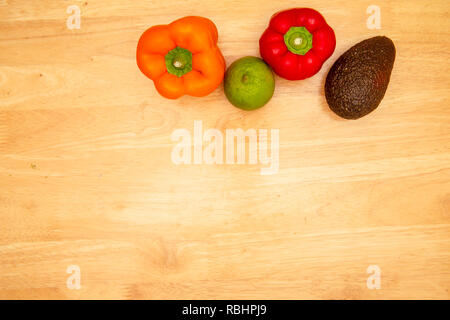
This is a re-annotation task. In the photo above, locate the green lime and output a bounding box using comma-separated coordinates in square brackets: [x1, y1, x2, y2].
[224, 56, 275, 110]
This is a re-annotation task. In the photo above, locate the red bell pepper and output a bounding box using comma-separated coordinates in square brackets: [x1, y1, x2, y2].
[259, 8, 336, 80]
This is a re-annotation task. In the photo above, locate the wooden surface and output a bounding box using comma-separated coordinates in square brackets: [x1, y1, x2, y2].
[0, 0, 449, 300]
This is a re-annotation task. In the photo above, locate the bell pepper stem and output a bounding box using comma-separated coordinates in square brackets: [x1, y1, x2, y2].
[165, 47, 193, 77]
[284, 27, 313, 56]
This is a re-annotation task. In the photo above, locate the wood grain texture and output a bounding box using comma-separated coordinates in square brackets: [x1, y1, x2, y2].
[0, 0, 449, 299]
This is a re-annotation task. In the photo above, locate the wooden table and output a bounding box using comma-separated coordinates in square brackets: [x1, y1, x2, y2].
[0, 0, 449, 299]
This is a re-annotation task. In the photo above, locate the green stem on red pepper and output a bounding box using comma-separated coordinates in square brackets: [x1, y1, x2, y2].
[284, 26, 313, 55]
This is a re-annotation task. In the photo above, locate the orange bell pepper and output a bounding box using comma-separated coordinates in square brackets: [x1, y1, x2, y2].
[136, 16, 226, 99]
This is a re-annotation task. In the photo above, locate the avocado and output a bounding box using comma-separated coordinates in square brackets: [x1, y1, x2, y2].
[325, 36, 395, 119]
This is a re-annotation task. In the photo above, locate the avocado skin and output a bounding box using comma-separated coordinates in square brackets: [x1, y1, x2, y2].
[325, 36, 395, 119]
